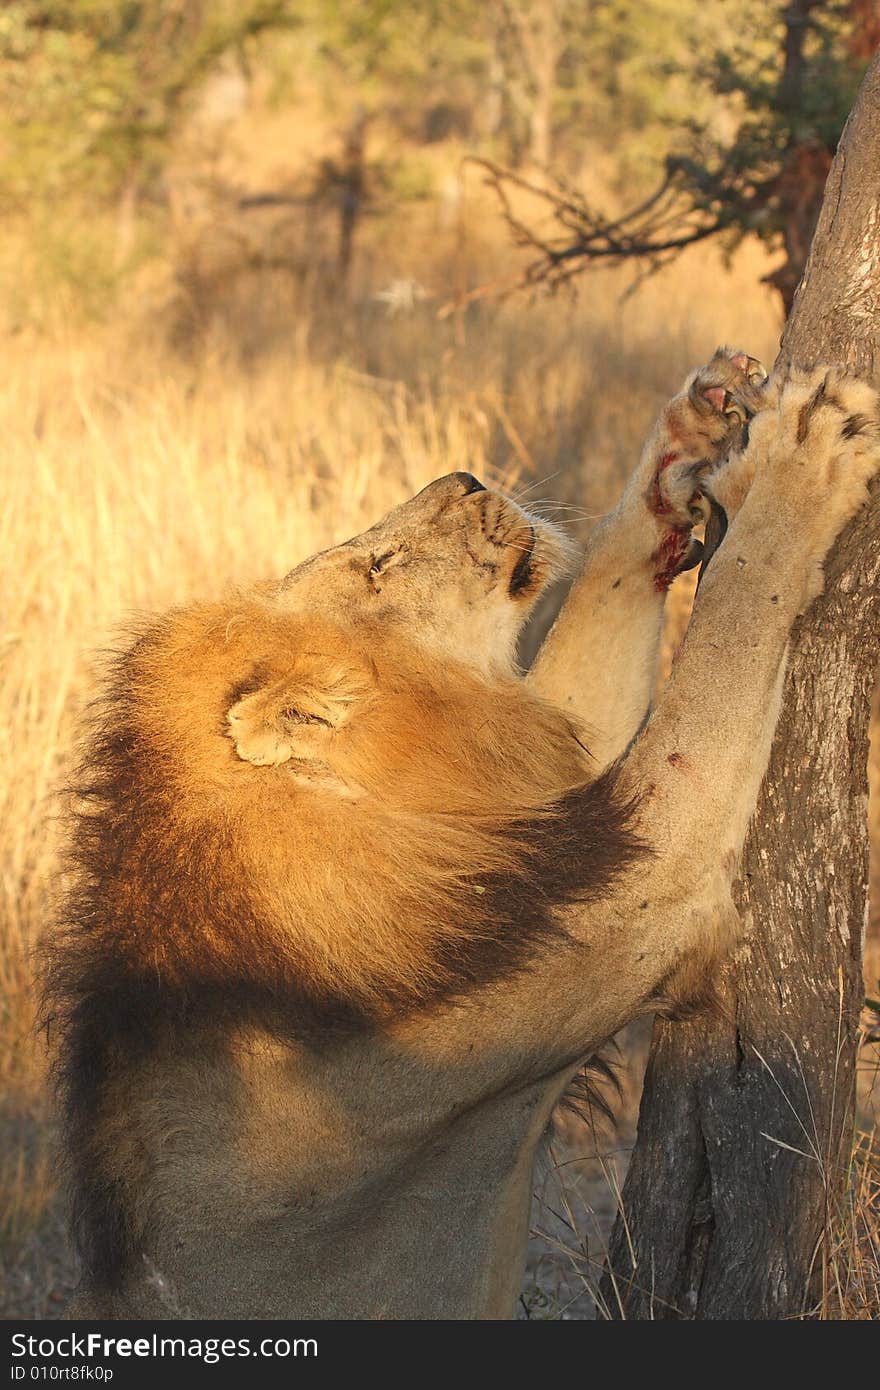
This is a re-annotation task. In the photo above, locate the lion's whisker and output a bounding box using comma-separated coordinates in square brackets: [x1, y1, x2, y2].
[508, 471, 562, 503]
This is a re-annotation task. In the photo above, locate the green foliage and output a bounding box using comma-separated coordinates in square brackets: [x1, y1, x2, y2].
[0, 1, 293, 206]
[710, 3, 859, 145]
[572, 1, 736, 138]
[657, 0, 868, 288]
[6, 0, 854, 216]
[0, 0, 870, 319]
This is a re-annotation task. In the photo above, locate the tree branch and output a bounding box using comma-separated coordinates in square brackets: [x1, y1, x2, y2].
[453, 157, 734, 301]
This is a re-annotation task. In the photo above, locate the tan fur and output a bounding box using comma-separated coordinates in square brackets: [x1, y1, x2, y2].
[46, 368, 880, 1320]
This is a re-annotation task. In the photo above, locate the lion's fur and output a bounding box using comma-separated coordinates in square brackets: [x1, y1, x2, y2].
[43, 593, 644, 1292]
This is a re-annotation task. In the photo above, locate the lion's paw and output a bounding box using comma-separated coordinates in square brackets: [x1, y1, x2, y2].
[659, 344, 767, 473]
[736, 365, 880, 605]
[749, 366, 880, 528]
[647, 348, 770, 589]
[649, 349, 769, 521]
[686, 348, 769, 422]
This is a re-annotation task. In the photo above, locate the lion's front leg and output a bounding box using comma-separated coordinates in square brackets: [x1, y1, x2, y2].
[388, 369, 880, 1119]
[528, 348, 768, 767]
[618, 366, 880, 996]
[384, 369, 880, 1121]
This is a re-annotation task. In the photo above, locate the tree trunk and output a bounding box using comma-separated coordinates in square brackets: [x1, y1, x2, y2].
[601, 53, 880, 1320]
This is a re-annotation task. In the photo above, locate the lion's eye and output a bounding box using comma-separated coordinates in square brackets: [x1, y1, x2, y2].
[368, 550, 396, 577]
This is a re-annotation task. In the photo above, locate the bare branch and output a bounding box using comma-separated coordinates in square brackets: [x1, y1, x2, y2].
[445, 156, 745, 311]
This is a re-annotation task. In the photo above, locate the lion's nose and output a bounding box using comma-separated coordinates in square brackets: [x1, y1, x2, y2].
[411, 472, 488, 512]
[451, 472, 486, 495]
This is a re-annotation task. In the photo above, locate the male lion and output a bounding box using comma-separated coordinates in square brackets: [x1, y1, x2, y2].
[47, 351, 880, 1319]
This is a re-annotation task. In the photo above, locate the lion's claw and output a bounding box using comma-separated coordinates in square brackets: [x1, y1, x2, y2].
[688, 347, 770, 429]
[730, 353, 769, 386]
[643, 348, 772, 589]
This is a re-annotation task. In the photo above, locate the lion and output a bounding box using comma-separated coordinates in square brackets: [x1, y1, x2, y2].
[45, 352, 880, 1319]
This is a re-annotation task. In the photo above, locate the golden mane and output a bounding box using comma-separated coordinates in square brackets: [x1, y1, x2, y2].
[43, 597, 644, 1285]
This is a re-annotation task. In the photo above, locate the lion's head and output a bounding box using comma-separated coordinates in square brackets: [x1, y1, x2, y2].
[226, 469, 574, 766]
[266, 469, 571, 673]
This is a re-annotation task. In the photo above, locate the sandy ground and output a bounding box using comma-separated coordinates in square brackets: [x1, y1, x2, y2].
[0, 1106, 77, 1319]
[0, 1196, 75, 1320]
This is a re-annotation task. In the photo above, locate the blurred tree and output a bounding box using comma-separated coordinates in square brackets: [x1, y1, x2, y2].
[490, 1, 571, 166]
[472, 0, 875, 311]
[292, 0, 730, 170]
[0, 1, 292, 212]
[0, 0, 749, 227]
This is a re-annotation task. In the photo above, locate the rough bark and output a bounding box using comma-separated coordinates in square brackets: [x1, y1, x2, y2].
[601, 54, 880, 1320]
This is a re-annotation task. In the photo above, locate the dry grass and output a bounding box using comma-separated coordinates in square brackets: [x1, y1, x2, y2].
[524, 1019, 880, 1320]
[0, 1143, 56, 1254]
[816, 1127, 880, 1318]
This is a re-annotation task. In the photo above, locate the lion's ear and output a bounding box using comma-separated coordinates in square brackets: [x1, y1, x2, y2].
[227, 657, 370, 768]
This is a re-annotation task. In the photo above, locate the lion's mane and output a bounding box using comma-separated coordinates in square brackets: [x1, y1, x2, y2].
[42, 599, 644, 1288]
